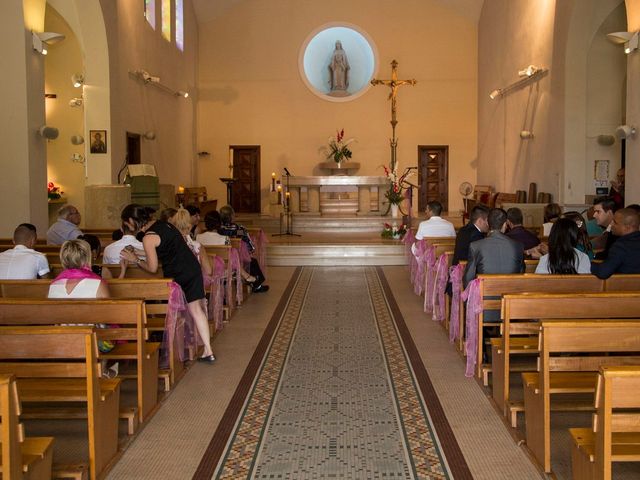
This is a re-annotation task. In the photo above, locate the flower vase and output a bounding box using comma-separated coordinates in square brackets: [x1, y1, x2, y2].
[390, 204, 399, 218]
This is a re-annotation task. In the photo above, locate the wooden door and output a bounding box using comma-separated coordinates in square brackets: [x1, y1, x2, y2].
[418, 146, 448, 212]
[231, 146, 260, 213]
[126, 132, 141, 164]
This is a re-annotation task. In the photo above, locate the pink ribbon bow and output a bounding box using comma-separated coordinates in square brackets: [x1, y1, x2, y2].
[423, 246, 436, 312]
[432, 253, 450, 322]
[462, 278, 483, 377]
[448, 263, 465, 344]
[162, 282, 198, 367]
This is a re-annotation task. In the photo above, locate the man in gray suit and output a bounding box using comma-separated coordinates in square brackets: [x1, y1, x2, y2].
[463, 208, 525, 288]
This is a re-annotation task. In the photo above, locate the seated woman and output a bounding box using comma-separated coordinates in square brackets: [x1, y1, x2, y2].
[48, 239, 116, 358]
[196, 211, 229, 246]
[218, 204, 268, 293]
[542, 203, 562, 237]
[561, 211, 594, 259]
[535, 218, 591, 274]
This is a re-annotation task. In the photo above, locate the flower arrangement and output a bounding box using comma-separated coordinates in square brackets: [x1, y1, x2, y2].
[381, 222, 407, 239]
[382, 164, 413, 205]
[326, 129, 354, 164]
[47, 181, 63, 200]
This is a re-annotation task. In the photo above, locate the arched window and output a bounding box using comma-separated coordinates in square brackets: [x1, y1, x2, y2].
[144, 0, 156, 30]
[161, 0, 171, 42]
[176, 0, 184, 51]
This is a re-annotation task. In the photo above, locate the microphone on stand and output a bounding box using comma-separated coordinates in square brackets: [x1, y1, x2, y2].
[283, 167, 291, 176]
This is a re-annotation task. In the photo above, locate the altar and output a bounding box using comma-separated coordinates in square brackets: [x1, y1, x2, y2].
[285, 175, 388, 216]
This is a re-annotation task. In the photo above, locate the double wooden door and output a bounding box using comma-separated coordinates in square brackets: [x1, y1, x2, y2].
[418, 146, 449, 212]
[231, 146, 260, 213]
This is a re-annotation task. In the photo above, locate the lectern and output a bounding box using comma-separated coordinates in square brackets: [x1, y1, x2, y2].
[219, 177, 236, 206]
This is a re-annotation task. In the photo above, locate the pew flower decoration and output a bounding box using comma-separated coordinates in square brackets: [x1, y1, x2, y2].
[326, 129, 354, 164]
[47, 181, 63, 200]
[381, 222, 407, 239]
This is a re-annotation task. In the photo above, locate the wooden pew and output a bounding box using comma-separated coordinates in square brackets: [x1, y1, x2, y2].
[478, 274, 603, 380]
[522, 321, 640, 473]
[48, 263, 164, 279]
[0, 298, 159, 424]
[570, 365, 640, 480]
[0, 326, 120, 480]
[0, 373, 54, 480]
[0, 278, 182, 392]
[495, 291, 640, 426]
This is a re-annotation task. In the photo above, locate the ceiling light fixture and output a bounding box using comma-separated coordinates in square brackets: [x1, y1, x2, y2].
[69, 97, 83, 107]
[616, 124, 636, 139]
[72, 73, 84, 88]
[129, 69, 190, 99]
[176, 90, 189, 98]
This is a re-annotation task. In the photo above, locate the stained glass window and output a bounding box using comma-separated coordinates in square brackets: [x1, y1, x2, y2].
[176, 0, 184, 51]
[144, 0, 156, 30]
[161, 0, 171, 42]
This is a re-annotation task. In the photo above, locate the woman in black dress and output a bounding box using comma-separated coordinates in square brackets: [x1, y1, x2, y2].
[119, 204, 215, 363]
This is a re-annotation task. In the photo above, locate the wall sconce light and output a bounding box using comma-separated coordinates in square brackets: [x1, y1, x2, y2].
[176, 90, 189, 98]
[607, 31, 639, 54]
[71, 153, 85, 163]
[143, 131, 156, 140]
[69, 97, 83, 107]
[31, 31, 65, 55]
[70, 135, 85, 145]
[616, 124, 636, 139]
[489, 65, 548, 100]
[38, 126, 59, 140]
[129, 69, 189, 98]
[596, 134, 615, 146]
[71, 73, 84, 88]
[519, 130, 534, 139]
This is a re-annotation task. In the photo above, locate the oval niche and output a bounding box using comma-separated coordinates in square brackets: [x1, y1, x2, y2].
[299, 23, 378, 102]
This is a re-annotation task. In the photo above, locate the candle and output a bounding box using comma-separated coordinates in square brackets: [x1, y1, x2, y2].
[285, 191, 290, 208]
[271, 172, 276, 191]
[178, 185, 185, 194]
[277, 183, 282, 204]
[271, 172, 276, 179]
[228, 148, 234, 178]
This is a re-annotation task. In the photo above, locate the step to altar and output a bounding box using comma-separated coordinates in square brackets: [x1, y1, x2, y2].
[237, 214, 406, 233]
[267, 243, 407, 266]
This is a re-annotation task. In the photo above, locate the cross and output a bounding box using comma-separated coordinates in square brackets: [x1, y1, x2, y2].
[371, 60, 416, 169]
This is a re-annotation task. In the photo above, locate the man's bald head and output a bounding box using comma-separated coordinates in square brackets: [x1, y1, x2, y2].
[611, 208, 640, 236]
[13, 225, 36, 247]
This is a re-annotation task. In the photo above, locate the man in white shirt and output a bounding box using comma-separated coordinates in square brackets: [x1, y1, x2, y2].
[46, 204, 83, 245]
[412, 201, 456, 256]
[0, 224, 50, 279]
[103, 225, 144, 264]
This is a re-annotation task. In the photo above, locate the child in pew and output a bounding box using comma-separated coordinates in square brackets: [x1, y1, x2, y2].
[48, 239, 119, 376]
[535, 218, 591, 274]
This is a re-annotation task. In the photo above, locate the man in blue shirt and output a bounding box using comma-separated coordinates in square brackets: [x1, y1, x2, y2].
[46, 204, 83, 245]
[591, 208, 640, 279]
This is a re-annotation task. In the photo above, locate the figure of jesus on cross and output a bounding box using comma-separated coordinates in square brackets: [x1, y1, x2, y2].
[371, 60, 417, 176]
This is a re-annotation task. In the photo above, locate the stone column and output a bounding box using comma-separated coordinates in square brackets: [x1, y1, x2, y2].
[307, 186, 321, 214]
[357, 186, 371, 215]
[378, 185, 387, 214]
[289, 187, 301, 213]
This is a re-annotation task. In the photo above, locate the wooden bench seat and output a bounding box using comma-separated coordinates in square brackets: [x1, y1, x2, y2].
[0, 373, 54, 480]
[0, 327, 120, 480]
[570, 365, 640, 479]
[0, 298, 159, 423]
[522, 321, 640, 473]
[492, 290, 640, 426]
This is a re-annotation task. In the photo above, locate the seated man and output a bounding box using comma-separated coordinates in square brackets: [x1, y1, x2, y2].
[0, 223, 50, 279]
[452, 205, 489, 265]
[463, 208, 524, 288]
[505, 207, 540, 255]
[412, 201, 455, 256]
[185, 204, 201, 239]
[591, 208, 640, 279]
[46, 204, 83, 245]
[219, 204, 269, 293]
[592, 196, 618, 259]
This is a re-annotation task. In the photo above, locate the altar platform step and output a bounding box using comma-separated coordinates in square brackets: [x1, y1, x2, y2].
[237, 214, 397, 233]
[267, 243, 407, 266]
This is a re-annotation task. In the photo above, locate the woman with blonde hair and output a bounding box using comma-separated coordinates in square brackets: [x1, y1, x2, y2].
[49, 239, 109, 298]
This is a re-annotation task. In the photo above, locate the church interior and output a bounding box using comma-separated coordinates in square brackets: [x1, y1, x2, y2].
[1, 1, 640, 479]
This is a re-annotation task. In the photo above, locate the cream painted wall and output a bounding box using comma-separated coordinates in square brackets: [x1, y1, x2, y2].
[197, 0, 478, 214]
[478, 0, 560, 198]
[44, 5, 85, 218]
[100, 0, 199, 190]
[625, 0, 640, 205]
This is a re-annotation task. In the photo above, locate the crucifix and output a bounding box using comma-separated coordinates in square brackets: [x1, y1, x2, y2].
[371, 60, 417, 172]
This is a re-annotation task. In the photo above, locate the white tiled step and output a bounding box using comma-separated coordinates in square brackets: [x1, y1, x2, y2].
[267, 244, 407, 266]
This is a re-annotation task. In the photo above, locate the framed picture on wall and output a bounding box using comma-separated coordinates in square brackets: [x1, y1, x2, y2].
[90, 130, 107, 154]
